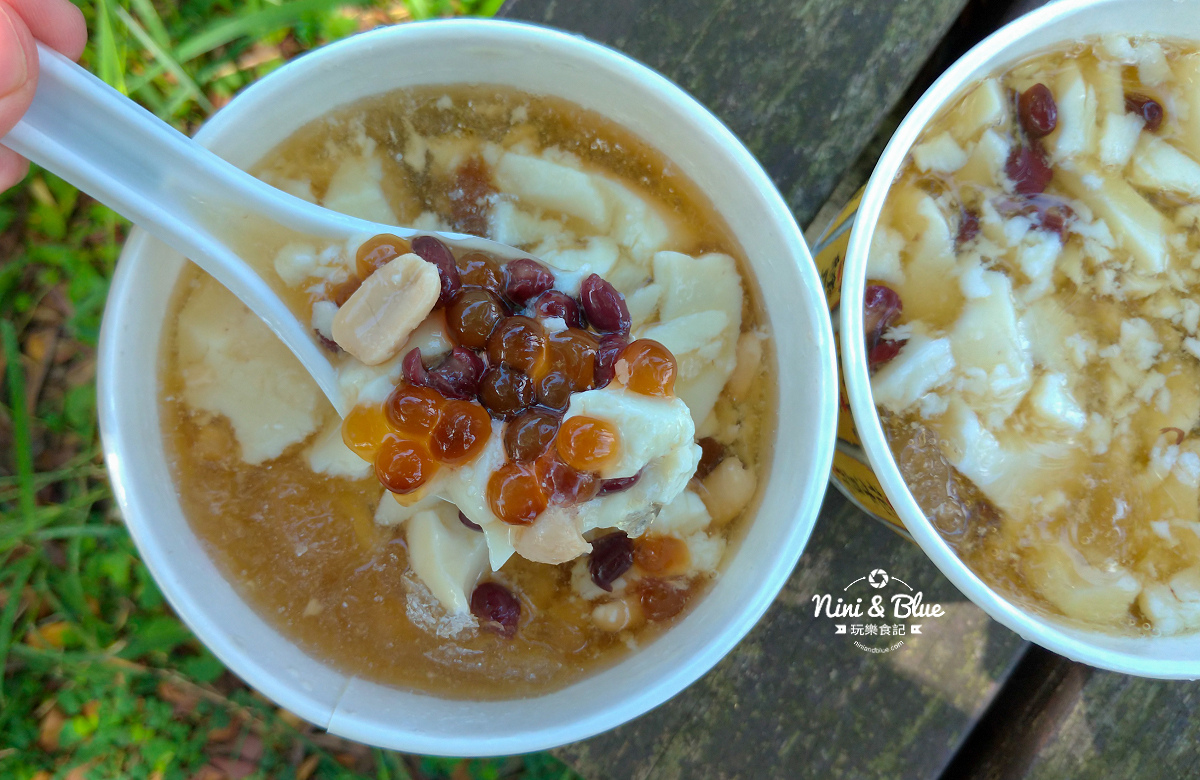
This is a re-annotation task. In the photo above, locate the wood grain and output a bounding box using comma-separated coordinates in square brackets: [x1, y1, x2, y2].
[499, 0, 971, 227]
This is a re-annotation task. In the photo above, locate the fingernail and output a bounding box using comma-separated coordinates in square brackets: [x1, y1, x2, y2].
[0, 5, 27, 97]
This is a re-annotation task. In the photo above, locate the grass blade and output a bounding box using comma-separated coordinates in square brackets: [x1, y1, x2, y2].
[175, 0, 361, 62]
[130, 0, 172, 49]
[0, 554, 37, 703]
[93, 0, 127, 92]
[114, 6, 215, 115]
[1, 320, 34, 528]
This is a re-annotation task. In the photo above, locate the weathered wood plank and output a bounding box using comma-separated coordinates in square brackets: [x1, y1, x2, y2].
[499, 0, 971, 227]
[958, 669, 1200, 780]
[551, 493, 1026, 780]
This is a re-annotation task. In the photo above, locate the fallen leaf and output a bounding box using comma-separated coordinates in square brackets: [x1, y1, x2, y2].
[189, 767, 227, 780]
[276, 708, 303, 728]
[296, 754, 320, 780]
[238, 734, 263, 763]
[207, 719, 241, 744]
[157, 680, 200, 718]
[335, 752, 356, 768]
[37, 707, 65, 751]
[65, 762, 93, 780]
[27, 621, 70, 649]
[210, 756, 255, 779]
[82, 700, 100, 719]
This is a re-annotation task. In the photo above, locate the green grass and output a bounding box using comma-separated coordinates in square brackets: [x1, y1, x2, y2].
[0, 2, 581, 778]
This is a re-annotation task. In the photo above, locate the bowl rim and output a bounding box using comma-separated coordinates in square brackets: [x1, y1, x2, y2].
[97, 17, 840, 752]
[841, 0, 1200, 679]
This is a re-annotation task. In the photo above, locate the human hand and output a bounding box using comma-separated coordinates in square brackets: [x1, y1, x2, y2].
[0, 0, 86, 190]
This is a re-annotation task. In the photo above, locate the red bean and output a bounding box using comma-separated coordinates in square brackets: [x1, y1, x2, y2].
[503, 258, 555, 305]
[531, 290, 586, 328]
[403, 347, 429, 386]
[598, 470, 641, 495]
[695, 438, 725, 479]
[459, 510, 483, 532]
[412, 236, 462, 308]
[426, 347, 485, 401]
[580, 274, 631, 335]
[956, 208, 980, 247]
[594, 334, 629, 389]
[589, 531, 634, 592]
[1018, 83, 1058, 139]
[868, 339, 906, 368]
[1126, 93, 1164, 132]
[542, 459, 599, 505]
[1005, 145, 1053, 195]
[470, 581, 520, 638]
[994, 194, 1073, 241]
[863, 285, 902, 344]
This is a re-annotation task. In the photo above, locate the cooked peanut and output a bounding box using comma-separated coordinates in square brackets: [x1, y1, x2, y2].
[332, 253, 440, 365]
[725, 331, 763, 400]
[699, 456, 757, 526]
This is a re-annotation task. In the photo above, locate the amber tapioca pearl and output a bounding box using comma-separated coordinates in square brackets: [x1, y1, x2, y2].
[375, 435, 438, 494]
[633, 535, 690, 575]
[458, 252, 505, 296]
[487, 316, 547, 374]
[547, 329, 598, 390]
[487, 462, 548, 525]
[505, 409, 561, 462]
[446, 288, 505, 349]
[430, 400, 492, 464]
[385, 385, 444, 438]
[637, 577, 692, 622]
[479, 364, 536, 420]
[356, 233, 410, 279]
[342, 404, 395, 460]
[535, 370, 572, 411]
[556, 416, 620, 473]
[616, 339, 677, 397]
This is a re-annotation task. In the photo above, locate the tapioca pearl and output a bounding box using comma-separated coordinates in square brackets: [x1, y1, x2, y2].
[616, 339, 677, 397]
[505, 409, 561, 463]
[356, 233, 410, 279]
[637, 577, 692, 622]
[446, 288, 504, 349]
[535, 370, 572, 412]
[375, 435, 438, 494]
[556, 416, 620, 473]
[385, 384, 444, 438]
[539, 457, 599, 505]
[487, 316, 547, 375]
[341, 404, 395, 460]
[547, 329, 598, 391]
[430, 400, 492, 464]
[479, 365, 536, 420]
[458, 251, 504, 296]
[487, 462, 548, 525]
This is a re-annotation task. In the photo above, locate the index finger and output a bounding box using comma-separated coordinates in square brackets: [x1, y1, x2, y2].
[3, 0, 86, 60]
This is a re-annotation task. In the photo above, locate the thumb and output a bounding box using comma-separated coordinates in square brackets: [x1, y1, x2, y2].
[0, 0, 37, 139]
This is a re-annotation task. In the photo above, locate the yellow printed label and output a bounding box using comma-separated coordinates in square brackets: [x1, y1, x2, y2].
[832, 450, 906, 533]
[813, 190, 910, 538]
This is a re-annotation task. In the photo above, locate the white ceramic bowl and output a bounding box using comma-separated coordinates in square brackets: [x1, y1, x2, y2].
[842, 0, 1200, 679]
[98, 19, 837, 754]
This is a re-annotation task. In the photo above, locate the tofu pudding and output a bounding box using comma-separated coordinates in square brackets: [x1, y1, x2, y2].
[866, 35, 1200, 635]
[161, 87, 772, 696]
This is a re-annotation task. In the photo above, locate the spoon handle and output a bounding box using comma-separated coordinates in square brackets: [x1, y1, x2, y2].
[3, 43, 351, 415]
